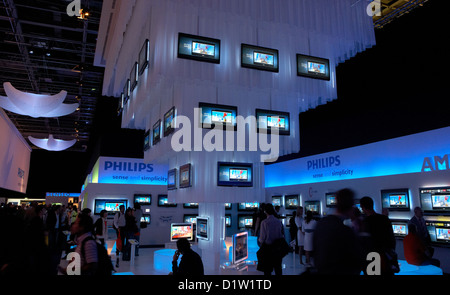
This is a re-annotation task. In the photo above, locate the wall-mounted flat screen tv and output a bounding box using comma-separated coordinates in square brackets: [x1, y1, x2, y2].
[238, 202, 259, 211]
[130, 62, 139, 91]
[196, 217, 209, 240]
[143, 130, 150, 151]
[178, 33, 220, 64]
[179, 163, 191, 188]
[285, 195, 299, 209]
[138, 39, 150, 75]
[199, 102, 237, 130]
[426, 221, 450, 245]
[152, 120, 161, 145]
[420, 187, 450, 215]
[157, 194, 177, 207]
[241, 44, 279, 72]
[218, 162, 253, 187]
[304, 201, 321, 216]
[238, 215, 254, 229]
[392, 221, 408, 237]
[256, 109, 290, 135]
[297, 54, 330, 80]
[94, 199, 128, 216]
[134, 194, 151, 205]
[168, 168, 177, 190]
[183, 215, 198, 224]
[170, 223, 194, 241]
[272, 196, 282, 207]
[123, 79, 131, 103]
[325, 192, 337, 208]
[381, 189, 410, 211]
[164, 107, 176, 137]
[183, 203, 198, 209]
[225, 215, 231, 227]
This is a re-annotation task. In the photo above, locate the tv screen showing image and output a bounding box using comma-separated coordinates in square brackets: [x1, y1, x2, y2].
[196, 217, 209, 240]
[218, 162, 253, 187]
[138, 39, 150, 75]
[238, 202, 259, 211]
[225, 203, 232, 210]
[143, 130, 150, 151]
[326, 193, 337, 208]
[199, 102, 237, 130]
[170, 223, 194, 241]
[420, 187, 450, 215]
[164, 107, 175, 137]
[168, 168, 177, 190]
[305, 201, 321, 216]
[183, 215, 198, 224]
[153, 120, 161, 145]
[285, 195, 299, 209]
[130, 62, 139, 91]
[192, 41, 215, 57]
[134, 194, 151, 205]
[255, 109, 290, 135]
[183, 203, 198, 208]
[238, 215, 253, 228]
[225, 215, 231, 227]
[232, 231, 248, 264]
[140, 215, 150, 224]
[392, 223, 408, 236]
[381, 189, 410, 211]
[94, 199, 129, 215]
[436, 228, 450, 242]
[157, 195, 177, 207]
[297, 54, 330, 80]
[253, 52, 274, 66]
[211, 110, 232, 124]
[179, 163, 191, 188]
[241, 44, 278, 72]
[272, 196, 282, 207]
[178, 33, 220, 64]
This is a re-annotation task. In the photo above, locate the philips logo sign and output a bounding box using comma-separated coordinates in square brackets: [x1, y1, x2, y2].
[104, 161, 154, 173]
[421, 154, 449, 172]
[307, 155, 341, 170]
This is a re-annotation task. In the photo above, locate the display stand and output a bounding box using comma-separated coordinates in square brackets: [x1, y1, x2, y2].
[128, 239, 139, 266]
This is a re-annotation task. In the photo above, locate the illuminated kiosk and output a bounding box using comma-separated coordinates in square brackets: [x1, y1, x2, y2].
[95, 0, 376, 273]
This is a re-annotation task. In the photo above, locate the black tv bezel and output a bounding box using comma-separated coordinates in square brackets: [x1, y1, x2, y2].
[225, 214, 232, 227]
[138, 39, 150, 75]
[238, 214, 254, 229]
[143, 129, 150, 151]
[134, 194, 151, 206]
[241, 43, 279, 73]
[168, 168, 177, 190]
[191, 40, 216, 58]
[296, 54, 330, 81]
[130, 62, 139, 91]
[179, 163, 192, 188]
[152, 120, 161, 145]
[304, 200, 321, 216]
[163, 107, 176, 137]
[183, 214, 198, 224]
[196, 216, 209, 240]
[237, 202, 259, 211]
[217, 162, 253, 187]
[123, 79, 131, 103]
[272, 195, 282, 207]
[285, 194, 299, 209]
[177, 33, 221, 64]
[381, 188, 410, 211]
[157, 194, 177, 207]
[199, 102, 238, 131]
[419, 186, 450, 215]
[391, 220, 409, 237]
[325, 192, 338, 208]
[94, 199, 129, 216]
[255, 108, 290, 135]
[183, 203, 199, 209]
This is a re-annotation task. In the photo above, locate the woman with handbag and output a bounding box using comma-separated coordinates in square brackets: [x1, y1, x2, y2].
[257, 204, 285, 275]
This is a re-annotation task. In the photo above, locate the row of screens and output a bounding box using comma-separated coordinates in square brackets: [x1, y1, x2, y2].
[391, 220, 450, 245]
[178, 33, 330, 79]
[168, 164, 191, 190]
[144, 104, 291, 152]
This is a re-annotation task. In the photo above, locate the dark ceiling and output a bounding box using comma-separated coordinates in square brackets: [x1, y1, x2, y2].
[0, 0, 104, 152]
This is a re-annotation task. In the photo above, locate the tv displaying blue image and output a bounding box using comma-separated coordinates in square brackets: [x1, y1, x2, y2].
[381, 189, 410, 211]
[297, 54, 330, 80]
[164, 107, 175, 137]
[256, 109, 290, 135]
[241, 44, 278, 72]
[308, 61, 326, 74]
[178, 33, 220, 64]
[420, 187, 450, 215]
[267, 116, 285, 129]
[218, 162, 253, 187]
[199, 103, 237, 130]
[211, 110, 232, 124]
[94, 199, 128, 215]
[168, 168, 177, 190]
[253, 52, 274, 66]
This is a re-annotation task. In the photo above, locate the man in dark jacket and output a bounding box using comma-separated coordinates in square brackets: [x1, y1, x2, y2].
[172, 238, 204, 276]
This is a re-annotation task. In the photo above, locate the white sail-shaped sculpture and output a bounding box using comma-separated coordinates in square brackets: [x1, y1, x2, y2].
[0, 82, 79, 118]
[28, 134, 77, 151]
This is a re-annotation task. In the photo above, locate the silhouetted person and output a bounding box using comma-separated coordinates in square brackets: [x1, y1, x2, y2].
[171, 238, 204, 276]
[313, 188, 363, 275]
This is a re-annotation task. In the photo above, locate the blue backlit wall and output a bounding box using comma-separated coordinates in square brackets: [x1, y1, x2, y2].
[265, 127, 450, 188]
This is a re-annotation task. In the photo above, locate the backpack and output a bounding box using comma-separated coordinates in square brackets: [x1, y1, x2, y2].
[81, 236, 114, 276]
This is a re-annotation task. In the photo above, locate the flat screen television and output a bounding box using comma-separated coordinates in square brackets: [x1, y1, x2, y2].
[170, 223, 194, 242]
[178, 33, 220, 64]
[241, 44, 279, 72]
[232, 231, 248, 264]
[285, 195, 299, 209]
[117, 94, 124, 116]
[94, 199, 128, 216]
[196, 217, 209, 240]
[183, 203, 198, 209]
[304, 201, 321, 216]
[130, 62, 139, 91]
[381, 189, 410, 211]
[218, 162, 253, 187]
[392, 222, 408, 237]
[256, 109, 290, 135]
[183, 215, 198, 224]
[134, 194, 151, 205]
[420, 187, 450, 215]
[238, 202, 259, 211]
[238, 215, 254, 228]
[123, 79, 131, 103]
[199, 102, 237, 130]
[272, 196, 282, 207]
[152, 120, 161, 145]
[225, 215, 231, 227]
[426, 221, 450, 245]
[225, 203, 232, 210]
[140, 214, 150, 224]
[325, 192, 337, 208]
[138, 39, 150, 75]
[164, 107, 176, 137]
[168, 168, 177, 190]
[157, 195, 177, 207]
[179, 163, 191, 188]
[297, 54, 330, 80]
[143, 130, 150, 151]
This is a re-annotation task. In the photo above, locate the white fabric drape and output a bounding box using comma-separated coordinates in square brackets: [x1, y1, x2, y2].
[101, 0, 375, 203]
